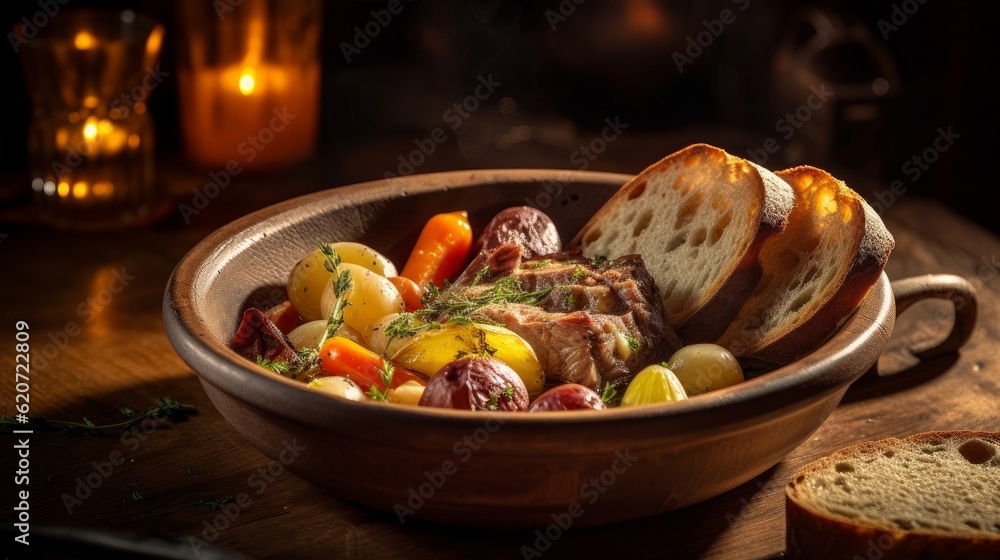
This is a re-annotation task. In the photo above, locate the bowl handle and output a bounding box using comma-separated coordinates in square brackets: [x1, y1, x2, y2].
[889, 274, 978, 360]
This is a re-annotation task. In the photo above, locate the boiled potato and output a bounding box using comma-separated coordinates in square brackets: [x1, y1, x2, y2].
[362, 313, 418, 357]
[392, 322, 545, 397]
[387, 380, 425, 406]
[287, 249, 334, 321]
[326, 242, 397, 277]
[320, 263, 405, 334]
[287, 320, 363, 350]
[287, 243, 398, 321]
[306, 376, 365, 401]
[620, 364, 687, 407]
[667, 344, 744, 396]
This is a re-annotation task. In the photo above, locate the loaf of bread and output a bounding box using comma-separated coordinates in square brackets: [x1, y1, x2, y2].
[571, 143, 795, 342]
[786, 431, 1000, 559]
[715, 166, 894, 365]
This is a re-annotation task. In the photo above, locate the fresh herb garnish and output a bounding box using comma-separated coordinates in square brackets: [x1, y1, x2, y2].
[131, 490, 145, 502]
[529, 259, 552, 269]
[256, 356, 293, 376]
[471, 266, 490, 286]
[626, 337, 639, 350]
[385, 275, 554, 348]
[600, 382, 619, 406]
[571, 266, 589, 280]
[502, 385, 515, 399]
[563, 291, 574, 307]
[316, 243, 353, 351]
[485, 394, 499, 410]
[366, 359, 396, 402]
[0, 398, 195, 436]
[196, 496, 234, 511]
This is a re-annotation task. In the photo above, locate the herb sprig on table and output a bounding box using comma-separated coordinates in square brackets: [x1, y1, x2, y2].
[0, 398, 195, 437]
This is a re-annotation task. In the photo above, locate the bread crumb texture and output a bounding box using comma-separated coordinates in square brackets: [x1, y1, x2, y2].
[789, 432, 1000, 538]
[579, 144, 766, 326]
[718, 166, 863, 355]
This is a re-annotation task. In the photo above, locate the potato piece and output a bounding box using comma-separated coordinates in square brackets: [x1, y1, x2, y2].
[306, 376, 365, 401]
[392, 322, 545, 397]
[287, 243, 398, 321]
[288, 320, 363, 351]
[320, 263, 406, 334]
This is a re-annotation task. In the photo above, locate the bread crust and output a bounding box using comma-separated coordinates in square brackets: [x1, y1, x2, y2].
[786, 431, 1000, 560]
[724, 166, 894, 366]
[570, 144, 794, 342]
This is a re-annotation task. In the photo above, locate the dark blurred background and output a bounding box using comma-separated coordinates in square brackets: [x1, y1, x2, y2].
[0, 0, 995, 233]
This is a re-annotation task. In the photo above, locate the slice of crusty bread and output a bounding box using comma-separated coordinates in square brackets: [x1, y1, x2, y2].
[570, 143, 795, 342]
[786, 431, 1000, 560]
[715, 166, 894, 365]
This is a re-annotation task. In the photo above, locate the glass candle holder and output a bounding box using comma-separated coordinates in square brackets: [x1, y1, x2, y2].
[176, 0, 321, 170]
[18, 9, 164, 230]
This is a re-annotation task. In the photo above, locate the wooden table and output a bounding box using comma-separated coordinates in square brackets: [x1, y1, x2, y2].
[2, 179, 998, 558]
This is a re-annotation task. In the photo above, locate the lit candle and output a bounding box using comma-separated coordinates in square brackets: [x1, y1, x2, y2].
[179, 61, 319, 170]
[20, 9, 164, 229]
[176, 3, 321, 171]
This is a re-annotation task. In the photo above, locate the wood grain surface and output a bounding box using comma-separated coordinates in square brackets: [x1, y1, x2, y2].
[1, 195, 998, 560]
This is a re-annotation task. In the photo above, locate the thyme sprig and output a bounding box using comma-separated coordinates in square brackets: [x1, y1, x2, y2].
[0, 398, 195, 437]
[384, 275, 554, 347]
[258, 243, 353, 379]
[366, 359, 396, 401]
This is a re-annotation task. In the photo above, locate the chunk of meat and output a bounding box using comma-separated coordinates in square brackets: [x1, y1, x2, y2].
[454, 253, 681, 390]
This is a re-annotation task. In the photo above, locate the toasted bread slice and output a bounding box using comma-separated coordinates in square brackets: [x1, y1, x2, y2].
[570, 144, 795, 342]
[715, 166, 893, 365]
[786, 431, 1000, 559]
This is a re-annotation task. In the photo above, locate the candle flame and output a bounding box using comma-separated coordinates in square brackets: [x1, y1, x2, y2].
[72, 182, 89, 199]
[83, 121, 98, 141]
[74, 31, 97, 50]
[239, 68, 256, 96]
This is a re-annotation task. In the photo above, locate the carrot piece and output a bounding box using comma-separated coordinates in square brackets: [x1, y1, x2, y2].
[388, 275, 424, 312]
[318, 337, 426, 393]
[399, 211, 473, 288]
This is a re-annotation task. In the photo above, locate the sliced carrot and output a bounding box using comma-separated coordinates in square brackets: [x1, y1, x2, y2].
[388, 275, 424, 312]
[400, 210, 473, 288]
[318, 336, 426, 393]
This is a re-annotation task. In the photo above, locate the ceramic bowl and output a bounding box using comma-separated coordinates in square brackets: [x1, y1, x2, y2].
[163, 169, 977, 528]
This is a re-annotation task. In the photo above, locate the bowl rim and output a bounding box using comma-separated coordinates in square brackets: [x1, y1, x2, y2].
[163, 168, 895, 429]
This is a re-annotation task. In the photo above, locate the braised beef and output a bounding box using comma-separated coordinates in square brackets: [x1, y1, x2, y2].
[450, 250, 681, 390]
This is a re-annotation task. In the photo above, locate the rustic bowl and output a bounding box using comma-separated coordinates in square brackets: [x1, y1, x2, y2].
[163, 169, 977, 528]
